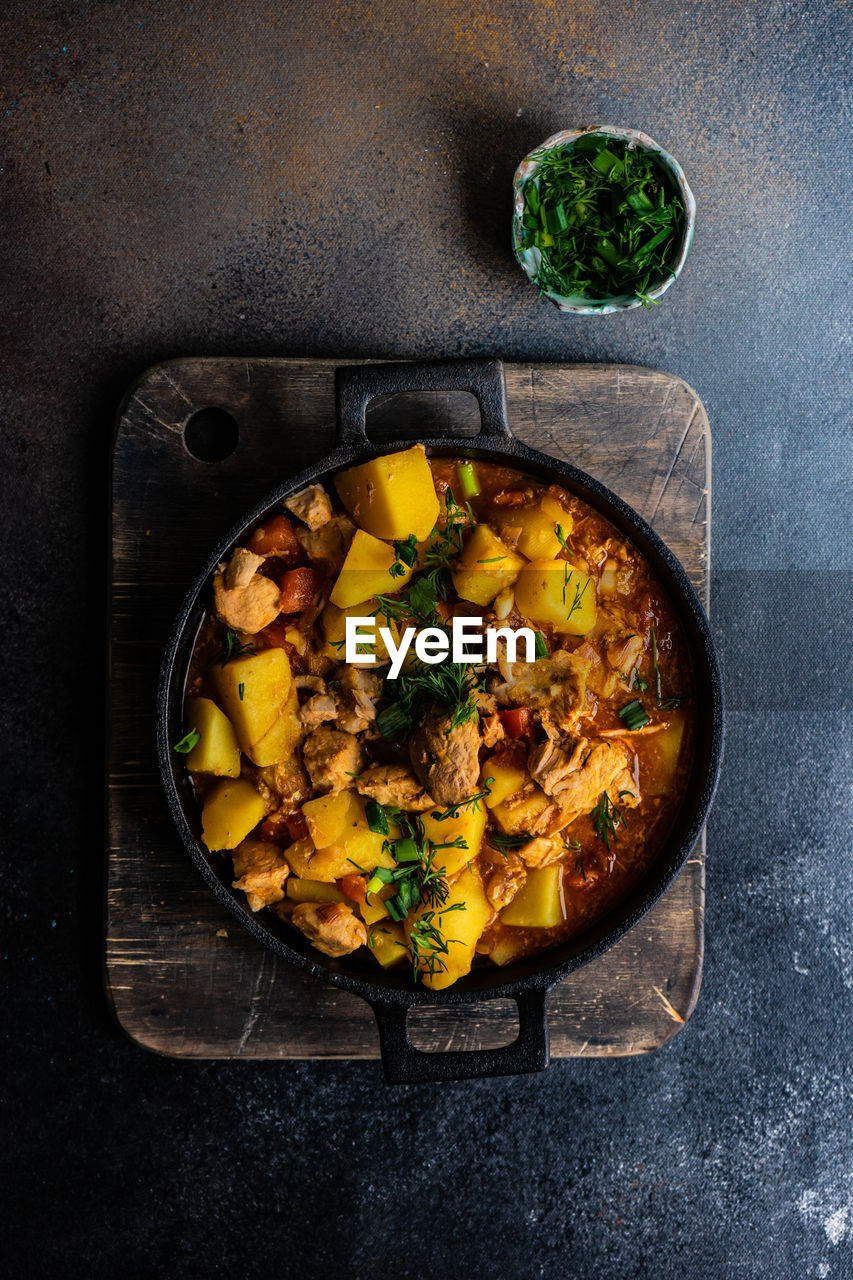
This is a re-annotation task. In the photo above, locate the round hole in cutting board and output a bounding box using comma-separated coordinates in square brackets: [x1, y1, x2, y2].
[183, 407, 239, 462]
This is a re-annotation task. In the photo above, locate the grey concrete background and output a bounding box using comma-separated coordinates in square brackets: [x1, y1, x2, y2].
[2, 1, 851, 1277]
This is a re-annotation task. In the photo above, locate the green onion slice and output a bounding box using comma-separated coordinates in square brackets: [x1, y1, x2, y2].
[376, 703, 411, 739]
[392, 838, 420, 864]
[457, 462, 480, 499]
[618, 700, 650, 731]
[365, 800, 389, 835]
[172, 729, 200, 754]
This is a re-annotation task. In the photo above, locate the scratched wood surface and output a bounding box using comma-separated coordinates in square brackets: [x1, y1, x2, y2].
[106, 359, 710, 1059]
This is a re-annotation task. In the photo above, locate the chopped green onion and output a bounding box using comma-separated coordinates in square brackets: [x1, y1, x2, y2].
[391, 534, 418, 571]
[633, 226, 673, 264]
[595, 237, 621, 267]
[524, 180, 540, 214]
[457, 462, 480, 499]
[618, 700, 650, 730]
[172, 729, 200, 754]
[626, 188, 655, 213]
[365, 873, 385, 897]
[376, 702, 411, 739]
[372, 866, 396, 884]
[591, 146, 622, 177]
[392, 838, 420, 863]
[365, 800, 389, 835]
[534, 631, 548, 660]
[386, 895, 407, 921]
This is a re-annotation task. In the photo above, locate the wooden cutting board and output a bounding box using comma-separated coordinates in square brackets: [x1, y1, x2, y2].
[106, 359, 709, 1059]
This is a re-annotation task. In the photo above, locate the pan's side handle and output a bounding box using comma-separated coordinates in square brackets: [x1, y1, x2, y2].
[371, 990, 550, 1085]
[334, 358, 513, 450]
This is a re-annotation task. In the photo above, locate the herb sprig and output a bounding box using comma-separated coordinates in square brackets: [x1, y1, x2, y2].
[360, 804, 472, 982]
[591, 790, 632, 851]
[375, 659, 483, 740]
[218, 628, 253, 666]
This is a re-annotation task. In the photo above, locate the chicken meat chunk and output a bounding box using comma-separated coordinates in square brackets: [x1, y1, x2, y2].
[296, 513, 355, 573]
[528, 737, 639, 826]
[484, 854, 527, 911]
[356, 763, 435, 812]
[224, 546, 265, 590]
[515, 835, 567, 869]
[213, 561, 281, 634]
[301, 726, 362, 794]
[493, 650, 591, 738]
[284, 484, 333, 531]
[409, 707, 481, 807]
[231, 838, 290, 912]
[289, 902, 367, 957]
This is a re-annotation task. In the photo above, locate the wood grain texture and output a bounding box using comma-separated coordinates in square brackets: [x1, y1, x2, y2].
[106, 359, 710, 1059]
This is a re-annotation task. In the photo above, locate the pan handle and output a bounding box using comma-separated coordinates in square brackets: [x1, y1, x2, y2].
[371, 989, 550, 1085]
[334, 358, 513, 449]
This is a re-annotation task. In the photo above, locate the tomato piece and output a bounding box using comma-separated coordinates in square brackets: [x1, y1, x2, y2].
[336, 873, 368, 903]
[259, 809, 291, 843]
[254, 618, 307, 673]
[284, 810, 309, 842]
[499, 707, 533, 738]
[279, 567, 323, 614]
[248, 515, 301, 564]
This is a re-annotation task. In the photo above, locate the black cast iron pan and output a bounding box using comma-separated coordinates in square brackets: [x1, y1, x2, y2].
[157, 357, 723, 1084]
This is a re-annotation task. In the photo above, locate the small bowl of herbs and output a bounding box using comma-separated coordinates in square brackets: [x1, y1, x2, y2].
[512, 125, 695, 314]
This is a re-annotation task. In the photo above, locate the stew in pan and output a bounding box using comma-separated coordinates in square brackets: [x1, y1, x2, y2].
[176, 445, 694, 989]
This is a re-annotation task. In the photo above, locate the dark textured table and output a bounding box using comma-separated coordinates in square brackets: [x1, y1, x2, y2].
[3, 2, 851, 1277]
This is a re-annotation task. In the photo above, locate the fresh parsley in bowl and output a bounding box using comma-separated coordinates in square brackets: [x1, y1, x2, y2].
[512, 125, 695, 314]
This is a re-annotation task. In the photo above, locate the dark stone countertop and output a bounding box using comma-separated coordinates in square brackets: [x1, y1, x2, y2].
[2, 2, 851, 1277]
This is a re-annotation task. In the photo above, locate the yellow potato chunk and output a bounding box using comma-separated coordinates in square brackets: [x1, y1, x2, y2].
[212, 648, 292, 753]
[495, 495, 573, 561]
[247, 685, 302, 768]
[420, 801, 487, 877]
[501, 864, 565, 927]
[360, 883, 396, 926]
[334, 444, 440, 542]
[480, 757, 528, 809]
[488, 933, 529, 967]
[645, 713, 686, 796]
[329, 529, 414, 609]
[368, 921, 410, 969]
[514, 560, 597, 635]
[452, 524, 525, 607]
[300, 792, 397, 881]
[285, 877, 346, 905]
[183, 697, 241, 777]
[201, 779, 267, 851]
[282, 838, 319, 880]
[406, 864, 491, 990]
[320, 600, 402, 667]
[492, 786, 554, 835]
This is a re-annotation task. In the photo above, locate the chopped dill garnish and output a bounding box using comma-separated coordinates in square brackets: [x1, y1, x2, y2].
[409, 904, 465, 983]
[218, 628, 253, 666]
[430, 781, 493, 822]
[517, 135, 686, 307]
[486, 832, 530, 859]
[590, 790, 628, 851]
[554, 523, 573, 559]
